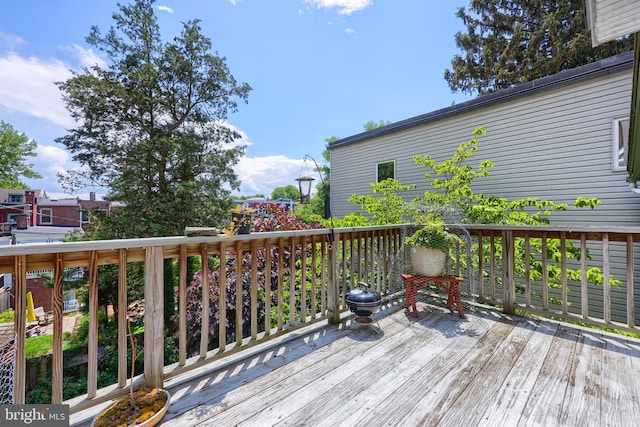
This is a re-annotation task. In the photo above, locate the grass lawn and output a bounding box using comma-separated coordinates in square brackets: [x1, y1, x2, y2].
[26, 331, 73, 358]
[25, 334, 53, 358]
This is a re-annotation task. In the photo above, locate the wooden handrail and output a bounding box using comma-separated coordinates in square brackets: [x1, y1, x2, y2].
[3, 223, 640, 412]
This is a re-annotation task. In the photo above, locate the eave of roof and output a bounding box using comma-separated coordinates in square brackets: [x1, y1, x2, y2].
[329, 51, 635, 150]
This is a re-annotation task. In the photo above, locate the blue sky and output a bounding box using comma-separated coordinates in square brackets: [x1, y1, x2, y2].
[0, 0, 472, 199]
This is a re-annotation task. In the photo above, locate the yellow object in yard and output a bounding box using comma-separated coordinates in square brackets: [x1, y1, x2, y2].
[26, 291, 36, 323]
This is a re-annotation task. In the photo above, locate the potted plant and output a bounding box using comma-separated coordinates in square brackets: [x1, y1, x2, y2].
[224, 204, 256, 236]
[92, 315, 170, 427]
[405, 221, 462, 277]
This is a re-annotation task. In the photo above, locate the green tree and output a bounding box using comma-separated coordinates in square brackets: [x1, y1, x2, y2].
[0, 121, 42, 188]
[348, 179, 416, 225]
[315, 138, 333, 203]
[348, 129, 611, 297]
[56, 0, 251, 238]
[409, 127, 601, 225]
[363, 119, 390, 131]
[295, 139, 333, 222]
[271, 185, 299, 200]
[235, 194, 266, 200]
[411, 129, 608, 297]
[445, 0, 633, 96]
[411, 127, 492, 219]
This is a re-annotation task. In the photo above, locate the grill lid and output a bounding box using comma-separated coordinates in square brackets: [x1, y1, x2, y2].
[346, 282, 381, 303]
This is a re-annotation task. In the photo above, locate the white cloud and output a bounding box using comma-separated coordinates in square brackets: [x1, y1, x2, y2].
[235, 155, 312, 197]
[157, 5, 174, 13]
[305, 0, 373, 15]
[35, 145, 69, 172]
[345, 27, 355, 35]
[22, 145, 73, 194]
[0, 32, 26, 51]
[68, 44, 107, 69]
[0, 44, 107, 131]
[228, 0, 241, 5]
[0, 52, 75, 128]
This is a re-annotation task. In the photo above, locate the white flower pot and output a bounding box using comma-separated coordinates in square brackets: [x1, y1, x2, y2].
[410, 246, 446, 277]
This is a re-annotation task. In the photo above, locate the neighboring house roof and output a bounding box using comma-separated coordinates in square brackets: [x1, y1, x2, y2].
[33, 194, 110, 210]
[36, 198, 79, 207]
[329, 51, 635, 151]
[0, 188, 45, 203]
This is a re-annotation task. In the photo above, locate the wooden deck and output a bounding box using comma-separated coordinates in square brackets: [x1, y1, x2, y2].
[71, 300, 640, 427]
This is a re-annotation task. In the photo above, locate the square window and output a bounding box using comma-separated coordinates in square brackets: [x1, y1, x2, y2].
[613, 117, 630, 171]
[376, 161, 395, 182]
[40, 208, 52, 224]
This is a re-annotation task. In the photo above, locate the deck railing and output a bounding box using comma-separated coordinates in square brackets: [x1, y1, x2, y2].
[464, 225, 640, 333]
[1, 223, 639, 412]
[0, 226, 403, 410]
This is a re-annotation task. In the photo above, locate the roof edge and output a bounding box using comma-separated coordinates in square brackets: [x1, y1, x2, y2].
[329, 51, 635, 150]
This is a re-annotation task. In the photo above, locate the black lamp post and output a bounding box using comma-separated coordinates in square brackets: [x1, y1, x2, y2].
[295, 175, 315, 204]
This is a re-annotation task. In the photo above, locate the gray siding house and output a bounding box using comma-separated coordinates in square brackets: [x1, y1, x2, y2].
[328, 51, 640, 226]
[328, 52, 640, 324]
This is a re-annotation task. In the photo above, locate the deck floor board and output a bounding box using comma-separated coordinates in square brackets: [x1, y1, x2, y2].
[70, 302, 640, 427]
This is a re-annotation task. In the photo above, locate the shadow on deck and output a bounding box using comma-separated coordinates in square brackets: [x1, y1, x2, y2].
[71, 300, 640, 426]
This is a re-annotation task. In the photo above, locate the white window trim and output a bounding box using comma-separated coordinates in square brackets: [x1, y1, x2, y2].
[376, 160, 396, 182]
[40, 208, 53, 224]
[612, 116, 629, 172]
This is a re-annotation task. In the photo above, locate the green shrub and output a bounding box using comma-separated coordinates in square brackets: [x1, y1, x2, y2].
[26, 376, 89, 404]
[0, 308, 14, 323]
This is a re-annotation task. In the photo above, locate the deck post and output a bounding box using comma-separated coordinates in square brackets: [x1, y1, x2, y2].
[87, 251, 99, 398]
[52, 253, 64, 404]
[502, 230, 516, 315]
[118, 249, 128, 387]
[327, 232, 341, 324]
[627, 235, 635, 328]
[144, 246, 165, 389]
[13, 255, 26, 404]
